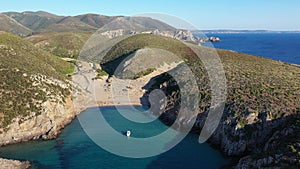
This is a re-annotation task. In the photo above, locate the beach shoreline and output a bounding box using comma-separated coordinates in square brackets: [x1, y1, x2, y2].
[0, 60, 179, 168]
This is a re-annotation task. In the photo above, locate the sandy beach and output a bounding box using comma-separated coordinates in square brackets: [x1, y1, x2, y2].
[0, 60, 180, 168]
[71, 61, 181, 109]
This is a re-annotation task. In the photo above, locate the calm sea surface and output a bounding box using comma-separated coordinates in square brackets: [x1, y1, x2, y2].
[202, 33, 300, 65]
[0, 106, 229, 169]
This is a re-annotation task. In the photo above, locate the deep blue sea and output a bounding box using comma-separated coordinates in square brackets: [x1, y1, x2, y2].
[0, 106, 229, 169]
[201, 33, 300, 65]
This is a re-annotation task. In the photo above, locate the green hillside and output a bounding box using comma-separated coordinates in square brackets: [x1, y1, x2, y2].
[100, 16, 175, 31]
[0, 14, 32, 37]
[103, 34, 196, 62]
[26, 31, 92, 58]
[102, 34, 300, 167]
[1, 11, 175, 34]
[0, 31, 74, 129]
[74, 14, 119, 28]
[3, 11, 63, 31]
[103, 33, 300, 120]
[102, 34, 197, 75]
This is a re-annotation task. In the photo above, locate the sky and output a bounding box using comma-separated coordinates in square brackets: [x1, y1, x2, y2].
[0, 0, 300, 31]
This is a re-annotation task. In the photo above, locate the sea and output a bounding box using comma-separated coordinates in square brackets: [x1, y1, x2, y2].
[0, 33, 299, 169]
[202, 33, 300, 65]
[0, 106, 229, 169]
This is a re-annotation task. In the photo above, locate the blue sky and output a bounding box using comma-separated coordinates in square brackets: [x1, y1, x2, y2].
[1, 0, 300, 30]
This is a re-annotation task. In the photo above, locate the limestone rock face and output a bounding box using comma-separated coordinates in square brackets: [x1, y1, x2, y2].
[0, 158, 30, 169]
[0, 96, 78, 146]
[143, 67, 300, 168]
[99, 28, 203, 45]
[0, 74, 81, 146]
[205, 116, 286, 156]
[100, 29, 125, 39]
[152, 29, 196, 42]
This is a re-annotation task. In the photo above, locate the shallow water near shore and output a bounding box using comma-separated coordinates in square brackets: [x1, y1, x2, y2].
[0, 106, 229, 169]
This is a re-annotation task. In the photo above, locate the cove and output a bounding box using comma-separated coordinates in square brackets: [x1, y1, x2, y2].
[0, 106, 229, 169]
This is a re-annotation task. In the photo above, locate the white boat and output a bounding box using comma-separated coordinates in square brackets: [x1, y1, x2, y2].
[126, 130, 131, 137]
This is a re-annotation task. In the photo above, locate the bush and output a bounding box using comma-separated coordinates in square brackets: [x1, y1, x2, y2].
[133, 68, 156, 79]
[97, 69, 108, 76]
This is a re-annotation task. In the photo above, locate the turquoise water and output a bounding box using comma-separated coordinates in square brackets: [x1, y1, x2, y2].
[0, 106, 229, 169]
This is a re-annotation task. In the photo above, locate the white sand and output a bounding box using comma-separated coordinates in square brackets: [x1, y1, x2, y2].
[72, 61, 181, 108]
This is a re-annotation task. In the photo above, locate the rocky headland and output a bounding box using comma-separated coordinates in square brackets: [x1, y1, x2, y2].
[98, 34, 300, 168]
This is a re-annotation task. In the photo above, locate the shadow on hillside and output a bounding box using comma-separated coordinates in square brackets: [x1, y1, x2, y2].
[139, 74, 164, 107]
[139, 74, 232, 168]
[138, 66, 300, 168]
[100, 51, 136, 78]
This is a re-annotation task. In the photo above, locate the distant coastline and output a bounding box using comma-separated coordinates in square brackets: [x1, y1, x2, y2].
[192, 30, 300, 34]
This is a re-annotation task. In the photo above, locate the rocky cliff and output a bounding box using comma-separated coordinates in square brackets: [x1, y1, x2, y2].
[98, 34, 299, 168]
[117, 37, 299, 168]
[144, 58, 300, 168]
[99, 28, 204, 45]
[0, 75, 79, 146]
[0, 32, 78, 146]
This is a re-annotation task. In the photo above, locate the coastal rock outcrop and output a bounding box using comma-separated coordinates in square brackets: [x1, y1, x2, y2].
[140, 50, 300, 168]
[0, 158, 30, 169]
[100, 29, 125, 39]
[99, 29, 219, 45]
[0, 74, 81, 146]
[0, 97, 78, 146]
[145, 83, 300, 168]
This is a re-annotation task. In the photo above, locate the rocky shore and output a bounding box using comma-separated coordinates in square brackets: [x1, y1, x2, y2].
[0, 60, 102, 147]
[143, 65, 300, 168]
[0, 65, 87, 168]
[0, 60, 178, 140]
[0, 56, 298, 168]
[0, 96, 79, 146]
[0, 60, 180, 168]
[146, 88, 299, 168]
[0, 158, 30, 169]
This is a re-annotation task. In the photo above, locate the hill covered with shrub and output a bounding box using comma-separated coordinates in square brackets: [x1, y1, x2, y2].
[0, 31, 74, 130]
[101, 33, 300, 168]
